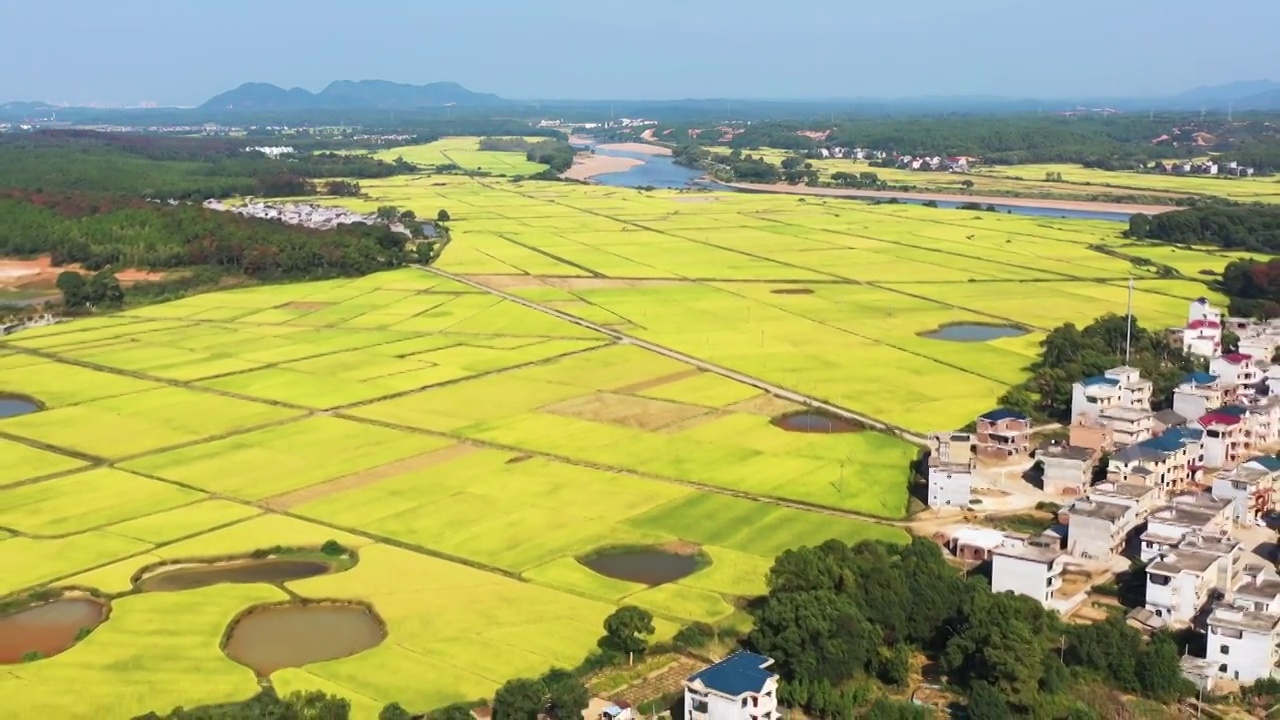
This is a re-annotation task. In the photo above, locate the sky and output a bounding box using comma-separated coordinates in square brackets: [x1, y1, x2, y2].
[3, 0, 1278, 106]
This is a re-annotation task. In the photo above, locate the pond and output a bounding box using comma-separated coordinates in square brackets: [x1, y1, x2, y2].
[0, 396, 40, 418]
[223, 603, 384, 675]
[771, 411, 863, 434]
[136, 558, 331, 592]
[579, 548, 702, 586]
[0, 598, 107, 663]
[920, 323, 1029, 342]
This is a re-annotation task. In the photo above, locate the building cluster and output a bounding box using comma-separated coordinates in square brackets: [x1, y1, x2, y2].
[203, 199, 411, 236]
[244, 145, 296, 157]
[1152, 159, 1256, 177]
[683, 652, 779, 720]
[927, 297, 1280, 690]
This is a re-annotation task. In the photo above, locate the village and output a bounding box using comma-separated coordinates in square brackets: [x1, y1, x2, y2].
[201, 198, 421, 236]
[925, 297, 1280, 693]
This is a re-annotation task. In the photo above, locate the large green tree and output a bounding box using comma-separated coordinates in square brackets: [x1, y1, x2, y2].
[600, 606, 655, 664]
[492, 678, 546, 720]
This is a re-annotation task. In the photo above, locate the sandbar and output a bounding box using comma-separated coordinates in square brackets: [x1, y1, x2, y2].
[561, 153, 644, 181]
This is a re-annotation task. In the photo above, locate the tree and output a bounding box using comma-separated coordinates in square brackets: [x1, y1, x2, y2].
[961, 179, 975, 189]
[1135, 632, 1195, 701]
[748, 589, 878, 684]
[492, 678, 546, 720]
[673, 621, 715, 651]
[56, 270, 87, 307]
[437, 209, 451, 222]
[86, 270, 124, 307]
[320, 540, 347, 557]
[376, 206, 400, 222]
[542, 668, 589, 720]
[379, 703, 413, 720]
[1223, 329, 1241, 354]
[966, 681, 1012, 720]
[427, 704, 477, 720]
[942, 591, 1052, 702]
[600, 606, 655, 664]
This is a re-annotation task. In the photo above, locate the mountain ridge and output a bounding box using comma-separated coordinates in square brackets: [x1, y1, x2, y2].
[199, 79, 504, 111]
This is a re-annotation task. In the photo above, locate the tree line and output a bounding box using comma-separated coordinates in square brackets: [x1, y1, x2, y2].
[673, 146, 780, 183]
[1129, 204, 1280, 252]
[0, 131, 416, 200]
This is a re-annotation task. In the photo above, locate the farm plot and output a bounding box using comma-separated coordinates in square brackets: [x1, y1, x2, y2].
[0, 468, 204, 536]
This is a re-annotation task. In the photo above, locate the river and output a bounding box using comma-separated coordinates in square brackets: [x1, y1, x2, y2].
[574, 142, 1141, 221]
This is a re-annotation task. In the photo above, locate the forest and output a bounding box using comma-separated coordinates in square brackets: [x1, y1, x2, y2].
[1219, 258, 1280, 318]
[0, 189, 408, 280]
[0, 131, 416, 200]
[1129, 204, 1280, 252]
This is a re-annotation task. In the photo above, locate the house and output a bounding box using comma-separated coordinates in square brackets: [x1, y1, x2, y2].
[1068, 416, 1114, 451]
[1211, 354, 1262, 394]
[974, 408, 1032, 461]
[1211, 456, 1280, 525]
[1145, 548, 1233, 626]
[1099, 406, 1155, 446]
[1173, 372, 1229, 424]
[684, 652, 779, 720]
[1036, 441, 1100, 496]
[1107, 426, 1204, 492]
[1200, 409, 1247, 469]
[1061, 482, 1157, 561]
[991, 541, 1067, 607]
[927, 432, 975, 508]
[1182, 298, 1224, 358]
[1070, 367, 1153, 425]
[1205, 603, 1280, 685]
[1139, 494, 1235, 562]
[600, 703, 634, 720]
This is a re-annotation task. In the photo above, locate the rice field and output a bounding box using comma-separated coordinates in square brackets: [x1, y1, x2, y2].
[0, 143, 1248, 718]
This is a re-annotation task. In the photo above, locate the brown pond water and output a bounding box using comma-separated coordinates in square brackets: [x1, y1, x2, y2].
[223, 604, 384, 675]
[0, 599, 106, 663]
[579, 549, 701, 586]
[770, 411, 863, 434]
[136, 558, 330, 592]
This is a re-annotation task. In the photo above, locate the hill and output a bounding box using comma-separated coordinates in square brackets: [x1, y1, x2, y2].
[199, 79, 504, 112]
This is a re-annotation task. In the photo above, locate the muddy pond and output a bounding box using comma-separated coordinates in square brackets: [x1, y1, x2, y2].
[920, 323, 1028, 342]
[223, 604, 384, 675]
[579, 548, 702, 586]
[0, 396, 40, 418]
[136, 558, 330, 592]
[0, 599, 107, 663]
[770, 411, 863, 434]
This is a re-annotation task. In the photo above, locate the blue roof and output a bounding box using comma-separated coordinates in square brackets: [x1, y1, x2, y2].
[687, 652, 775, 697]
[1213, 405, 1249, 418]
[1080, 375, 1121, 388]
[980, 408, 1029, 422]
[1182, 371, 1218, 386]
[1247, 456, 1280, 472]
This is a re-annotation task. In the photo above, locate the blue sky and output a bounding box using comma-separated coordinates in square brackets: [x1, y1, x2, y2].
[3, 0, 1277, 105]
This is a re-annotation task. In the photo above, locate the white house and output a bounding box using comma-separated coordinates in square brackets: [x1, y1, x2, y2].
[1145, 548, 1232, 626]
[1182, 298, 1223, 358]
[927, 432, 974, 509]
[991, 542, 1067, 608]
[1139, 495, 1235, 562]
[1070, 367, 1152, 424]
[1173, 372, 1227, 424]
[1212, 456, 1280, 526]
[1210, 354, 1262, 394]
[684, 652, 779, 720]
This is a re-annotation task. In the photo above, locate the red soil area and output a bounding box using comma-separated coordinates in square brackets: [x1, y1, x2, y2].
[0, 257, 169, 292]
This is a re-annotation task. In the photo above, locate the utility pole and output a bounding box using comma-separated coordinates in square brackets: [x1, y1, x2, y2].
[1125, 276, 1134, 365]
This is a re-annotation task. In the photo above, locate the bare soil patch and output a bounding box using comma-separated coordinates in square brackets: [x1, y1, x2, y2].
[461, 275, 551, 291]
[260, 444, 478, 511]
[543, 392, 709, 431]
[726, 393, 805, 417]
[770, 288, 814, 295]
[657, 411, 729, 435]
[561, 154, 644, 181]
[661, 540, 703, 556]
[613, 369, 702, 395]
[284, 302, 333, 312]
[672, 195, 719, 204]
[0, 257, 170, 291]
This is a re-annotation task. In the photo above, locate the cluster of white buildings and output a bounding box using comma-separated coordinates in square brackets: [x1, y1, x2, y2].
[203, 199, 411, 235]
[1152, 159, 1256, 177]
[244, 145, 296, 157]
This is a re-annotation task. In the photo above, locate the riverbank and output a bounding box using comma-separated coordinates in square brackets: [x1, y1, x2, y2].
[560, 153, 644, 181]
[595, 142, 673, 157]
[725, 182, 1177, 217]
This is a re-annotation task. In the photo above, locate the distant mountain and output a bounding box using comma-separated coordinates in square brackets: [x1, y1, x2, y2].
[199, 80, 504, 112]
[0, 101, 57, 114]
[1168, 80, 1280, 109]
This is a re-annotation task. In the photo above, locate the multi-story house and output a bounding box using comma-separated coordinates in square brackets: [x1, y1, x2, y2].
[1211, 353, 1262, 394]
[927, 432, 975, 509]
[1205, 604, 1280, 685]
[1107, 426, 1204, 492]
[1070, 366, 1153, 425]
[1173, 372, 1228, 424]
[1200, 409, 1248, 469]
[991, 541, 1067, 608]
[1036, 441, 1099, 496]
[1145, 548, 1233, 626]
[1211, 456, 1280, 525]
[1182, 298, 1224, 359]
[1061, 482, 1157, 561]
[974, 408, 1032, 461]
[684, 652, 779, 720]
[1100, 406, 1155, 445]
[1139, 494, 1234, 562]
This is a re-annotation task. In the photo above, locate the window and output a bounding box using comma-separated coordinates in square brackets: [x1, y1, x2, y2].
[691, 701, 708, 714]
[1219, 664, 1228, 673]
[742, 698, 749, 708]
[1221, 645, 1230, 655]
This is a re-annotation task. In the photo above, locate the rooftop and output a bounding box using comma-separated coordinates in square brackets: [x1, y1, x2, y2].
[1154, 409, 1187, 427]
[1220, 353, 1254, 365]
[1235, 576, 1280, 602]
[1069, 499, 1132, 522]
[1080, 375, 1121, 388]
[1148, 549, 1222, 575]
[1198, 412, 1242, 428]
[1100, 406, 1154, 422]
[1036, 441, 1097, 462]
[992, 543, 1064, 565]
[1244, 455, 1280, 473]
[686, 651, 776, 697]
[949, 526, 1009, 550]
[979, 408, 1029, 423]
[1208, 603, 1280, 634]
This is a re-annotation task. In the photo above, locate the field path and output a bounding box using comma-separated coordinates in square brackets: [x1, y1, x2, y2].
[419, 265, 929, 447]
